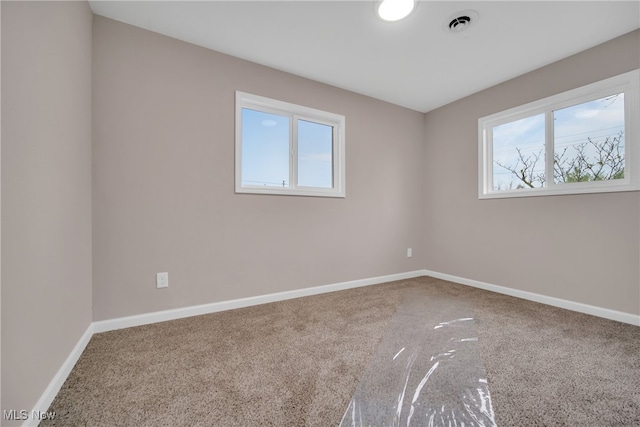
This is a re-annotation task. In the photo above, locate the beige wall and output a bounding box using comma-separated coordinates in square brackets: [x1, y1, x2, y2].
[92, 16, 426, 321]
[2, 3, 637, 418]
[1, 0, 93, 420]
[423, 30, 640, 315]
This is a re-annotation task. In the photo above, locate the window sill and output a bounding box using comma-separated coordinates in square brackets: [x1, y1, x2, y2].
[236, 187, 346, 198]
[479, 180, 639, 199]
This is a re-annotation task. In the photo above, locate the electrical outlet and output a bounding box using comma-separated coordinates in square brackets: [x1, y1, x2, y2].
[407, 248, 412, 258]
[156, 272, 169, 289]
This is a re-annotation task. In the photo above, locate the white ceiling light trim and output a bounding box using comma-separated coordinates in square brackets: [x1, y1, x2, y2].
[376, 0, 415, 22]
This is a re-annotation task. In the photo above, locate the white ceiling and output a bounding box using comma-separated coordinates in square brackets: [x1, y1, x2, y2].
[89, 1, 640, 113]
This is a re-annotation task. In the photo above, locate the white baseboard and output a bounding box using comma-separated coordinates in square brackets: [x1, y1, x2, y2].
[424, 269, 640, 326]
[93, 270, 427, 333]
[28, 271, 423, 425]
[27, 270, 421, 426]
[29, 268, 638, 426]
[24, 323, 94, 427]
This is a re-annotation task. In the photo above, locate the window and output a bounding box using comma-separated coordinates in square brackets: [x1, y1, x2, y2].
[235, 91, 345, 197]
[478, 70, 639, 199]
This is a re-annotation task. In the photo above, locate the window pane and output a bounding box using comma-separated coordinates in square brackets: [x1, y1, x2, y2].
[241, 108, 290, 188]
[492, 114, 546, 190]
[297, 120, 333, 188]
[553, 94, 625, 184]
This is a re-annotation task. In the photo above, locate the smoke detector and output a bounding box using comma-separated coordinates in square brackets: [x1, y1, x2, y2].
[444, 10, 479, 33]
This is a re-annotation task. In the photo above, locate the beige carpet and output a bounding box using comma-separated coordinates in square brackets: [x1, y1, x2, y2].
[44, 277, 640, 426]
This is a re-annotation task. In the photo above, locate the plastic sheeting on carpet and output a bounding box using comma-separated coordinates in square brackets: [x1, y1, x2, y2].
[340, 291, 496, 427]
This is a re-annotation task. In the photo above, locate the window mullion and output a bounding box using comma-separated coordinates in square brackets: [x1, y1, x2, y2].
[545, 110, 554, 189]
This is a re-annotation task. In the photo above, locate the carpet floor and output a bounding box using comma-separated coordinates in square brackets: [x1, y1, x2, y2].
[44, 276, 640, 426]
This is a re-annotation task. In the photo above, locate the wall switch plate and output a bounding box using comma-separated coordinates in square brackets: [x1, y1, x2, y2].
[156, 272, 169, 289]
[407, 248, 413, 258]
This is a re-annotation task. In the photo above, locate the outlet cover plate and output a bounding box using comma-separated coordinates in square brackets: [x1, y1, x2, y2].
[156, 272, 169, 288]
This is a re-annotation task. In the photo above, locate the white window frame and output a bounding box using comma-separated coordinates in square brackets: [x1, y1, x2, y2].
[478, 69, 640, 199]
[235, 91, 346, 198]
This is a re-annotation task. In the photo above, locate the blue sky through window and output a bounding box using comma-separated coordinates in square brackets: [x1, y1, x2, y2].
[298, 120, 333, 188]
[241, 109, 334, 189]
[492, 114, 545, 190]
[553, 94, 625, 183]
[492, 93, 625, 190]
[241, 108, 290, 187]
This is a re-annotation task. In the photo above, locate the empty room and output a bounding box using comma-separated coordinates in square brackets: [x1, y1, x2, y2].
[2, 1, 639, 426]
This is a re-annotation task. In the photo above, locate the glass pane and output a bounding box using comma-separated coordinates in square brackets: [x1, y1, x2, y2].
[297, 120, 333, 188]
[553, 93, 625, 184]
[492, 114, 546, 191]
[241, 108, 290, 188]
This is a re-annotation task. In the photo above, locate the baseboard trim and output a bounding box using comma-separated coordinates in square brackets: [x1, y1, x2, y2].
[29, 270, 423, 424]
[29, 268, 638, 426]
[424, 269, 640, 326]
[24, 323, 94, 427]
[93, 270, 427, 333]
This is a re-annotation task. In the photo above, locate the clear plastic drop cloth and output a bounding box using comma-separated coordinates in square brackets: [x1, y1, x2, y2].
[340, 291, 496, 427]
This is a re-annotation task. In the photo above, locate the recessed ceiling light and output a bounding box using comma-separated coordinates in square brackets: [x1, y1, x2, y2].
[376, 0, 416, 22]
